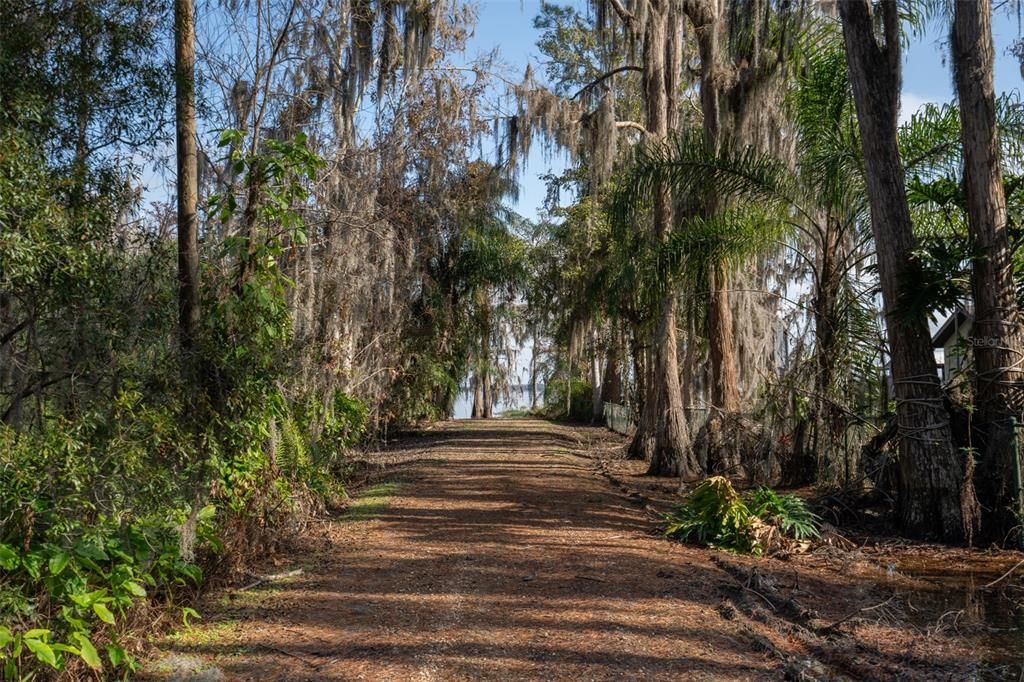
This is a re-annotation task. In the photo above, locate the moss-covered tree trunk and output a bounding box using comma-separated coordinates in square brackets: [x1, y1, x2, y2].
[683, 0, 740, 415]
[472, 370, 484, 419]
[623, 0, 697, 477]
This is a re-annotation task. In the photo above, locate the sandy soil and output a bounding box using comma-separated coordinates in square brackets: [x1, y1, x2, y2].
[143, 419, 1024, 681]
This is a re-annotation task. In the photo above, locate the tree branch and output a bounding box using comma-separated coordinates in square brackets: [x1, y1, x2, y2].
[616, 120, 649, 136]
[1, 372, 74, 424]
[571, 65, 642, 100]
[607, 0, 635, 26]
[0, 318, 30, 347]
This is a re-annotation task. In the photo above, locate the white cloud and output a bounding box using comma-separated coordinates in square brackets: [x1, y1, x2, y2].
[899, 92, 942, 125]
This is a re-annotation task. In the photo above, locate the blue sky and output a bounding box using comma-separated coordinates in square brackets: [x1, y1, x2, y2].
[462, 0, 1024, 223]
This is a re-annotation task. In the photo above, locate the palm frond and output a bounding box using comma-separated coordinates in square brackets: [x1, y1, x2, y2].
[899, 94, 1024, 178]
[609, 129, 800, 233]
[788, 43, 865, 217]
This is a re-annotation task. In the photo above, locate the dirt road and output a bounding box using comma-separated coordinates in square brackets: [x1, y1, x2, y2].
[146, 419, 1006, 681]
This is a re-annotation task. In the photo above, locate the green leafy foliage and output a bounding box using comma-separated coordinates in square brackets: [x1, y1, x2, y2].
[323, 392, 369, 451]
[665, 477, 759, 554]
[543, 378, 593, 422]
[0, 126, 365, 678]
[280, 390, 368, 497]
[0, 395, 219, 675]
[386, 161, 528, 424]
[665, 477, 820, 554]
[745, 487, 822, 541]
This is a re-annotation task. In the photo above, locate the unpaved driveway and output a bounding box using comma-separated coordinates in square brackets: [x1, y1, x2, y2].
[146, 419, 1000, 681]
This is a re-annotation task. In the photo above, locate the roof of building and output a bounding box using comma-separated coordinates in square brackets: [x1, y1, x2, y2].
[932, 307, 973, 348]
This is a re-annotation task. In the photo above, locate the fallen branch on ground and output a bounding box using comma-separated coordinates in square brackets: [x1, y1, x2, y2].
[821, 595, 896, 633]
[238, 568, 304, 591]
[984, 557, 1024, 589]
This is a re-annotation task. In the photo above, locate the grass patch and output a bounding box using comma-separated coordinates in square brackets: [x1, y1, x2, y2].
[344, 481, 400, 521]
[165, 619, 242, 648]
[215, 586, 281, 609]
[499, 409, 534, 418]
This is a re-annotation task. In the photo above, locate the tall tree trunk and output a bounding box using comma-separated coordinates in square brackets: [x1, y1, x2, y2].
[71, 0, 92, 206]
[953, 0, 1024, 537]
[590, 325, 603, 421]
[174, 0, 205, 562]
[471, 371, 484, 419]
[529, 325, 539, 410]
[680, 312, 697, 414]
[626, 330, 652, 457]
[629, 328, 646, 412]
[627, 1, 696, 476]
[481, 326, 493, 418]
[648, 293, 696, 475]
[600, 339, 622, 405]
[0, 294, 21, 429]
[839, 0, 965, 541]
[708, 265, 740, 412]
[685, 0, 742, 414]
[810, 219, 845, 483]
[175, 0, 200, 357]
[483, 378, 493, 418]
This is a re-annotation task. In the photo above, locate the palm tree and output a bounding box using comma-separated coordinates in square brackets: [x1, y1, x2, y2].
[610, 34, 867, 481]
[610, 34, 1020, 493]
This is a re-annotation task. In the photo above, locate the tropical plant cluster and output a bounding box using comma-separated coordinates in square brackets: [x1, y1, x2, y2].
[665, 477, 820, 554]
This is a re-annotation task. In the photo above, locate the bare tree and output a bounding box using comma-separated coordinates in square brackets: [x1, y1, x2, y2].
[175, 0, 200, 357]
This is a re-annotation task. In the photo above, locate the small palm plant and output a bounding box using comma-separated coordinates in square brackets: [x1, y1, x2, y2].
[665, 477, 760, 553]
[665, 477, 820, 554]
[746, 486, 821, 541]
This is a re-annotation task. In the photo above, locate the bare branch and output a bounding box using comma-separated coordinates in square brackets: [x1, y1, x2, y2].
[615, 120, 649, 136]
[606, 0, 635, 25]
[571, 65, 642, 100]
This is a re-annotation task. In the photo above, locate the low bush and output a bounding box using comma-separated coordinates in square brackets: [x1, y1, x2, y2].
[0, 387, 368, 678]
[665, 477, 820, 554]
[543, 378, 594, 422]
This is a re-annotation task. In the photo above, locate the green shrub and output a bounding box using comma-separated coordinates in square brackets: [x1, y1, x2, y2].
[277, 390, 366, 499]
[746, 487, 821, 541]
[323, 391, 368, 451]
[543, 378, 593, 422]
[0, 405, 208, 677]
[665, 477, 758, 553]
[0, 384, 357, 677]
[665, 477, 820, 554]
